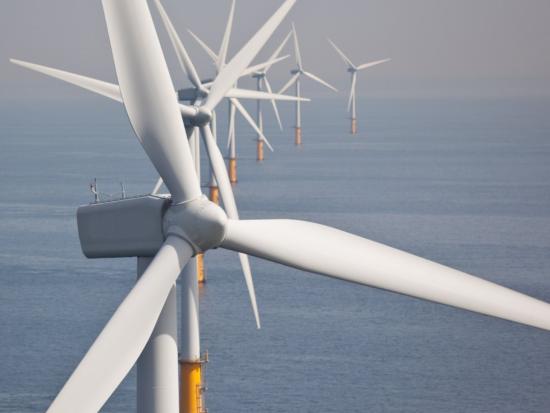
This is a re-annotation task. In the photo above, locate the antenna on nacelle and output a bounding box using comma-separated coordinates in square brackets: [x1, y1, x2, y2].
[90, 178, 100, 203]
[120, 182, 126, 199]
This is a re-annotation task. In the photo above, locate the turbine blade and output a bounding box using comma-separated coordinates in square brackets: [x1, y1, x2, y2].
[347, 73, 357, 112]
[103, 0, 201, 204]
[264, 31, 293, 73]
[230, 98, 274, 152]
[204, 0, 296, 111]
[226, 101, 236, 150]
[152, 177, 164, 195]
[226, 87, 309, 102]
[291, 23, 303, 69]
[10, 59, 198, 122]
[153, 0, 204, 91]
[263, 77, 283, 130]
[357, 58, 391, 71]
[240, 55, 289, 78]
[278, 72, 300, 95]
[327, 38, 355, 68]
[200, 124, 261, 327]
[187, 29, 219, 67]
[303, 70, 338, 92]
[222, 219, 550, 332]
[46, 236, 193, 413]
[218, 0, 236, 68]
[10, 59, 122, 103]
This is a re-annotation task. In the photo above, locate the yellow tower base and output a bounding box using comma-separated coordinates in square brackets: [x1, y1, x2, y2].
[209, 186, 219, 205]
[295, 127, 302, 145]
[179, 359, 205, 413]
[351, 118, 357, 135]
[229, 158, 237, 183]
[257, 140, 264, 162]
[196, 253, 205, 284]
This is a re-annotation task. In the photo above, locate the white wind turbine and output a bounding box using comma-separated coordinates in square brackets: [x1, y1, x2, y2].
[154, 0, 303, 196]
[328, 38, 390, 135]
[12, 0, 305, 313]
[187, 7, 293, 167]
[251, 31, 293, 162]
[12, 1, 550, 413]
[280, 23, 337, 145]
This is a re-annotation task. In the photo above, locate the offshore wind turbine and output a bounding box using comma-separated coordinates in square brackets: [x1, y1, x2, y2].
[251, 31, 293, 162]
[154, 0, 302, 197]
[186, 7, 292, 174]
[11, 1, 550, 413]
[328, 38, 390, 135]
[280, 23, 337, 145]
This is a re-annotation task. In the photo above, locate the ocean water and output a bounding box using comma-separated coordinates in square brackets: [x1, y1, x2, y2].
[1, 97, 549, 412]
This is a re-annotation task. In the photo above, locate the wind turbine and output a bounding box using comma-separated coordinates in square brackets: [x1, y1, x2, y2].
[280, 23, 337, 145]
[187, 9, 293, 168]
[328, 38, 390, 135]
[154, 0, 303, 195]
[11, 1, 550, 413]
[251, 31, 292, 162]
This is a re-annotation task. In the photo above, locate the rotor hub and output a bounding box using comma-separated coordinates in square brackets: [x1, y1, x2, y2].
[163, 196, 227, 253]
[192, 106, 213, 127]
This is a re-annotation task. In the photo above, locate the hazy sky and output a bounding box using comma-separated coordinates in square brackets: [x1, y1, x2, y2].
[1, 0, 549, 101]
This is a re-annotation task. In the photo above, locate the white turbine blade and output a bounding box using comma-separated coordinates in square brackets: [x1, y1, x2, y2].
[357, 58, 391, 71]
[240, 55, 289, 78]
[200, 125, 261, 328]
[230, 98, 274, 152]
[204, 0, 296, 111]
[226, 87, 309, 102]
[218, 0, 236, 68]
[327, 38, 355, 68]
[10, 59, 122, 103]
[152, 177, 164, 195]
[264, 31, 293, 73]
[10, 59, 199, 125]
[226, 101, 236, 150]
[291, 23, 303, 69]
[348, 73, 357, 111]
[103, 0, 201, 204]
[47, 236, 193, 413]
[302, 70, 337, 92]
[263, 76, 283, 130]
[222, 220, 550, 332]
[278, 72, 300, 95]
[153, 0, 204, 91]
[187, 29, 219, 67]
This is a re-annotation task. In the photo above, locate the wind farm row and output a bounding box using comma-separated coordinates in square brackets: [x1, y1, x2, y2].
[7, 1, 550, 413]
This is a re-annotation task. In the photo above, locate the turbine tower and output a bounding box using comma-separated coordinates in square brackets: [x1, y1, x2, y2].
[11, 1, 550, 413]
[328, 38, 390, 135]
[280, 23, 337, 145]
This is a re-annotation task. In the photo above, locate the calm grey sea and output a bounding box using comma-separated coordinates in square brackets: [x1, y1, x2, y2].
[1, 97, 549, 412]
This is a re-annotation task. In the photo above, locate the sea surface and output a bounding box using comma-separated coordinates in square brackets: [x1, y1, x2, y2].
[1, 97, 550, 412]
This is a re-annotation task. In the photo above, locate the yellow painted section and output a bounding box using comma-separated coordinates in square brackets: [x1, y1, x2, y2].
[351, 118, 357, 135]
[229, 158, 238, 183]
[209, 186, 219, 205]
[257, 140, 264, 161]
[196, 253, 205, 284]
[179, 361, 203, 413]
[295, 127, 302, 145]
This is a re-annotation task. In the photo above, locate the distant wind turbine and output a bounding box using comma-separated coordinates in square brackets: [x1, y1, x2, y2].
[280, 23, 337, 145]
[328, 38, 390, 135]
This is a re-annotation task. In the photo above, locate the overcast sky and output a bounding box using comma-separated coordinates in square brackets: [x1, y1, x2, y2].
[1, 0, 549, 102]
